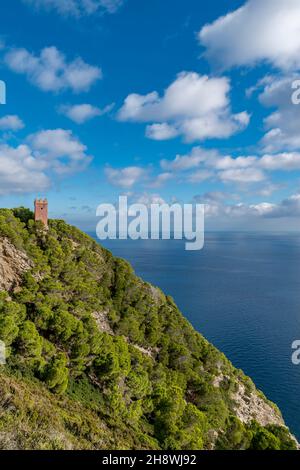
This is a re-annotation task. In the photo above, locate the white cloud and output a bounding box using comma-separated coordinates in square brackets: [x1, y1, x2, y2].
[59, 103, 114, 123]
[0, 128, 92, 195]
[256, 183, 285, 197]
[187, 170, 213, 183]
[0, 143, 50, 195]
[160, 147, 217, 171]
[262, 128, 300, 153]
[118, 73, 230, 121]
[5, 46, 101, 93]
[146, 123, 179, 141]
[260, 152, 300, 171]
[134, 193, 166, 206]
[180, 111, 250, 142]
[160, 146, 300, 187]
[147, 172, 174, 188]
[219, 167, 266, 183]
[28, 128, 92, 174]
[199, 0, 300, 71]
[104, 145, 300, 192]
[258, 75, 300, 152]
[162, 147, 300, 173]
[195, 191, 228, 203]
[214, 155, 257, 170]
[0, 115, 24, 131]
[250, 202, 278, 217]
[105, 165, 175, 190]
[232, 195, 300, 219]
[118, 72, 249, 142]
[23, 0, 124, 16]
[268, 193, 300, 217]
[105, 166, 147, 188]
[195, 191, 300, 221]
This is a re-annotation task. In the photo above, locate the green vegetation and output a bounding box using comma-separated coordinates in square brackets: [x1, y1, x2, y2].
[0, 208, 297, 450]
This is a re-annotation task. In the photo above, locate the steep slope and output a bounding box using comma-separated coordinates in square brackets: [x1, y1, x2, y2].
[0, 208, 297, 450]
[0, 238, 32, 292]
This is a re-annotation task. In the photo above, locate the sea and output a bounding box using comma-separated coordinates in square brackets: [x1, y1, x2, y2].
[91, 232, 300, 440]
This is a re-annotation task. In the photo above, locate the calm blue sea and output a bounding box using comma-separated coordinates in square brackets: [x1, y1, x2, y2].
[91, 232, 300, 440]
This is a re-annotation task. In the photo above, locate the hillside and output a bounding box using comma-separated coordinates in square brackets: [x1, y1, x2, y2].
[0, 207, 297, 450]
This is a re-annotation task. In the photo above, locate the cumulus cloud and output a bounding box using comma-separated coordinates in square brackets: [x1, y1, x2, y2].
[266, 193, 300, 217]
[104, 165, 176, 190]
[23, 0, 124, 16]
[241, 195, 300, 219]
[0, 144, 50, 195]
[199, 0, 300, 71]
[160, 147, 300, 186]
[206, 155, 267, 184]
[160, 147, 218, 171]
[187, 170, 213, 183]
[133, 193, 166, 207]
[194, 191, 300, 221]
[105, 147, 286, 190]
[5, 46, 101, 93]
[219, 168, 265, 183]
[28, 128, 92, 174]
[59, 103, 114, 123]
[0, 128, 92, 195]
[195, 191, 229, 204]
[161, 148, 248, 177]
[147, 172, 174, 188]
[105, 166, 148, 189]
[145, 123, 179, 141]
[118, 72, 249, 142]
[258, 75, 300, 152]
[259, 152, 300, 171]
[0, 115, 24, 131]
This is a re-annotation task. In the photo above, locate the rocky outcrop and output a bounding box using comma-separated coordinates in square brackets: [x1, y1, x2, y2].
[92, 310, 114, 334]
[92, 310, 159, 358]
[0, 238, 32, 292]
[232, 381, 284, 427]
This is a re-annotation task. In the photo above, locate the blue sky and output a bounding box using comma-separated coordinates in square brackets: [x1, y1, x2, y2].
[1, 0, 300, 230]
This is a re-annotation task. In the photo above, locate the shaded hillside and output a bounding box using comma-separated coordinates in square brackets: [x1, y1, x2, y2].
[0, 208, 297, 450]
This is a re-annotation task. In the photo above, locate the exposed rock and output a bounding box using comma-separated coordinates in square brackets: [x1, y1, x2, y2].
[206, 429, 219, 450]
[70, 239, 80, 250]
[130, 342, 159, 359]
[232, 381, 284, 427]
[92, 310, 114, 334]
[0, 238, 32, 292]
[149, 285, 164, 305]
[92, 310, 159, 359]
[212, 373, 226, 388]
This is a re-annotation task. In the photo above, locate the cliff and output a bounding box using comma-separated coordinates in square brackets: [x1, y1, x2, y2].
[0, 208, 297, 450]
[0, 238, 32, 292]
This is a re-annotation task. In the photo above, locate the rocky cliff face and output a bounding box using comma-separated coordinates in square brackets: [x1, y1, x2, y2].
[232, 381, 284, 428]
[0, 238, 32, 292]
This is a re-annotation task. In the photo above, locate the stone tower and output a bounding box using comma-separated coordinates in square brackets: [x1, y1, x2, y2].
[34, 199, 48, 228]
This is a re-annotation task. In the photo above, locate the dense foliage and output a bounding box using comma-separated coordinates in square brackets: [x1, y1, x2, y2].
[0, 208, 297, 450]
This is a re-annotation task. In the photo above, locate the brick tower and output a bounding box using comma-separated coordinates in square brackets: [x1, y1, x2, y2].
[34, 199, 48, 228]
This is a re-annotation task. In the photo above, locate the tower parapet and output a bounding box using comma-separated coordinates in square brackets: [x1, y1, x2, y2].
[34, 199, 48, 228]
